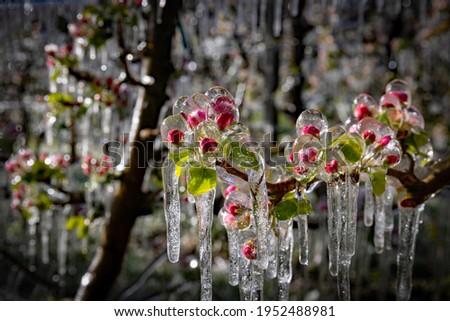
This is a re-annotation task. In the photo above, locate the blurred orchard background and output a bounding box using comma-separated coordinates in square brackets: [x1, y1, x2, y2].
[0, 0, 449, 300]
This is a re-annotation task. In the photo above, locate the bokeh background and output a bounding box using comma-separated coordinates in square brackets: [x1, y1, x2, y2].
[0, 0, 449, 300]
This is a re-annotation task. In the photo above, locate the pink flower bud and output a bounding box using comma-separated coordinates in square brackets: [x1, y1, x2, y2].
[384, 154, 400, 166]
[293, 165, 308, 175]
[301, 125, 320, 138]
[223, 214, 237, 229]
[299, 148, 317, 165]
[187, 109, 207, 128]
[288, 153, 294, 163]
[224, 185, 238, 196]
[200, 137, 219, 153]
[377, 135, 392, 148]
[227, 203, 242, 216]
[18, 149, 32, 160]
[326, 159, 339, 174]
[5, 161, 17, 173]
[242, 240, 257, 260]
[167, 129, 184, 145]
[354, 103, 372, 120]
[212, 96, 235, 114]
[97, 166, 108, 176]
[390, 91, 408, 104]
[362, 130, 376, 144]
[216, 112, 234, 131]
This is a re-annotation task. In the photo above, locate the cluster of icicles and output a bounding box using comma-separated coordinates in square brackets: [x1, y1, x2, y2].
[160, 83, 428, 301]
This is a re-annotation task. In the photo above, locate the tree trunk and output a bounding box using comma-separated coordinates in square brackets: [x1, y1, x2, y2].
[75, 0, 181, 300]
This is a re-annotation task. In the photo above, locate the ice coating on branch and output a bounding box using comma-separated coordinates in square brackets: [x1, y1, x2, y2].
[396, 204, 423, 300]
[266, 231, 278, 279]
[162, 158, 181, 263]
[277, 220, 294, 300]
[195, 189, 216, 301]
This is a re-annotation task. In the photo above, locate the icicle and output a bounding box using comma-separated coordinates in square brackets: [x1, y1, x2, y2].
[57, 205, 70, 277]
[248, 154, 269, 270]
[227, 227, 240, 286]
[195, 188, 216, 301]
[297, 214, 309, 265]
[266, 230, 278, 279]
[27, 207, 39, 270]
[374, 192, 386, 254]
[162, 158, 181, 263]
[384, 186, 395, 250]
[363, 179, 375, 226]
[327, 180, 340, 276]
[290, 0, 299, 17]
[273, 0, 284, 37]
[337, 262, 351, 300]
[396, 204, 423, 300]
[156, 0, 166, 24]
[259, 0, 267, 33]
[40, 210, 53, 264]
[277, 220, 293, 300]
[251, 0, 259, 37]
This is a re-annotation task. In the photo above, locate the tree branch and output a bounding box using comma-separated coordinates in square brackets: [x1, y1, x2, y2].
[388, 156, 450, 207]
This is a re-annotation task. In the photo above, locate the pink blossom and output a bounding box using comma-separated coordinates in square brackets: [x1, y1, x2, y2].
[211, 96, 235, 114]
[301, 125, 320, 138]
[354, 103, 372, 120]
[223, 214, 237, 229]
[299, 148, 317, 165]
[384, 154, 400, 165]
[326, 159, 339, 174]
[362, 130, 376, 144]
[224, 185, 238, 196]
[216, 112, 234, 131]
[377, 135, 392, 148]
[390, 91, 408, 104]
[200, 137, 219, 153]
[293, 165, 309, 175]
[242, 240, 257, 260]
[227, 203, 242, 216]
[187, 109, 207, 128]
[167, 129, 184, 145]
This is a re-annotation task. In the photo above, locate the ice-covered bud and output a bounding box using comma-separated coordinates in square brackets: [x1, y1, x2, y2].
[5, 160, 17, 172]
[376, 135, 392, 148]
[384, 154, 400, 166]
[167, 129, 184, 145]
[223, 214, 237, 229]
[354, 103, 372, 120]
[326, 159, 339, 174]
[224, 185, 238, 196]
[211, 96, 235, 114]
[97, 166, 108, 176]
[242, 240, 257, 260]
[200, 137, 219, 153]
[301, 125, 320, 138]
[216, 112, 234, 131]
[18, 149, 32, 160]
[299, 148, 317, 165]
[362, 130, 376, 144]
[288, 153, 294, 163]
[390, 91, 408, 105]
[227, 203, 242, 216]
[293, 165, 308, 175]
[187, 109, 207, 128]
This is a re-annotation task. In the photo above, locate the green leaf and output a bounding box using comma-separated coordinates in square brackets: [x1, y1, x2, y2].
[223, 141, 260, 171]
[66, 216, 84, 230]
[370, 170, 386, 196]
[332, 134, 363, 163]
[413, 131, 429, 148]
[168, 148, 194, 166]
[275, 193, 312, 221]
[187, 167, 216, 196]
